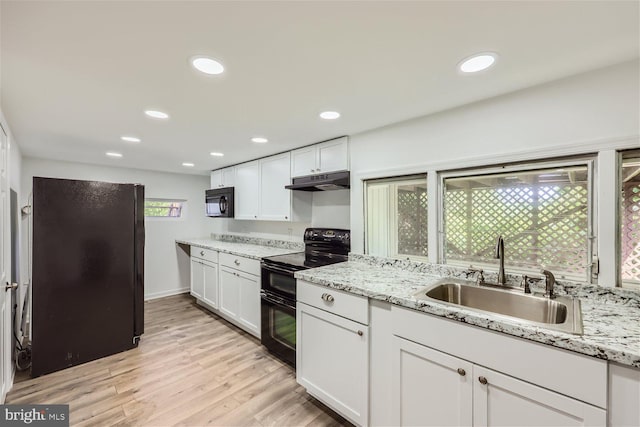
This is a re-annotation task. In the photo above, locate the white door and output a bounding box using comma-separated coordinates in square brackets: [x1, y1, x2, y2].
[190, 258, 204, 300]
[473, 366, 606, 426]
[219, 267, 240, 318]
[391, 336, 473, 426]
[296, 302, 369, 426]
[210, 170, 223, 189]
[202, 261, 218, 309]
[234, 161, 259, 219]
[317, 137, 348, 173]
[259, 153, 291, 221]
[221, 167, 235, 188]
[0, 125, 10, 402]
[237, 272, 260, 337]
[291, 146, 318, 177]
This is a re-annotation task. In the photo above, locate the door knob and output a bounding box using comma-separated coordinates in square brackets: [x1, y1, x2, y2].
[5, 282, 18, 291]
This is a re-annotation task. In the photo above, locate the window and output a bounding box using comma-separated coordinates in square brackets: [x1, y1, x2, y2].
[144, 199, 185, 218]
[442, 161, 594, 281]
[621, 150, 640, 287]
[365, 175, 427, 259]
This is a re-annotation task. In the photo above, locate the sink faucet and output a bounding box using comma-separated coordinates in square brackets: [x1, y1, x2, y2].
[494, 235, 506, 286]
[541, 270, 556, 299]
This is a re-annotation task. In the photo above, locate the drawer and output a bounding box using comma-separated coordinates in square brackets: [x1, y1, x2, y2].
[191, 246, 218, 264]
[219, 252, 260, 276]
[297, 280, 368, 325]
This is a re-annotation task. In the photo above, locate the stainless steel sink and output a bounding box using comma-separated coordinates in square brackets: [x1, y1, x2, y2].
[414, 278, 583, 334]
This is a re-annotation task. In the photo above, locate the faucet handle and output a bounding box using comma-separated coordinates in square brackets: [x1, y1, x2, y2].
[464, 266, 484, 285]
[540, 269, 556, 299]
[521, 274, 543, 294]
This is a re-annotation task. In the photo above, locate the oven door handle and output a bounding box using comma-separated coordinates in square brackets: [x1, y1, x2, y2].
[261, 263, 298, 277]
[261, 292, 296, 311]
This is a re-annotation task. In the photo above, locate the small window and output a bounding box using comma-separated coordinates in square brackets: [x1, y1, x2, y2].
[365, 175, 427, 259]
[442, 161, 594, 281]
[144, 199, 185, 218]
[621, 150, 640, 287]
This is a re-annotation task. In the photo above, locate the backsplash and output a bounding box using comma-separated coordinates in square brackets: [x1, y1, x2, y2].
[210, 233, 304, 250]
[347, 253, 640, 304]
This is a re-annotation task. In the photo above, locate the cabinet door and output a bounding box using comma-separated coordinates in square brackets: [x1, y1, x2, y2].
[202, 261, 219, 309]
[237, 272, 260, 337]
[297, 302, 368, 426]
[210, 170, 223, 189]
[234, 161, 260, 219]
[219, 267, 240, 318]
[221, 167, 235, 187]
[473, 366, 606, 427]
[317, 137, 348, 173]
[259, 153, 292, 221]
[190, 258, 204, 299]
[291, 146, 318, 177]
[392, 336, 473, 427]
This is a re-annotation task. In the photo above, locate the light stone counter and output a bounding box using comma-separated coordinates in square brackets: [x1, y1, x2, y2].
[176, 237, 302, 260]
[295, 257, 640, 368]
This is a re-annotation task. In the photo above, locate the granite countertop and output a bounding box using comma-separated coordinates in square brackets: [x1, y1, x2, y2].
[295, 258, 640, 369]
[176, 237, 302, 260]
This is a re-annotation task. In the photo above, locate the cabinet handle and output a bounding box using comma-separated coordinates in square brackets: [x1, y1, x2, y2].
[321, 293, 334, 303]
[234, 260, 240, 266]
[357, 330, 363, 336]
[310, 169, 314, 173]
[478, 376, 488, 385]
[457, 368, 466, 377]
[200, 251, 205, 256]
[285, 216, 288, 220]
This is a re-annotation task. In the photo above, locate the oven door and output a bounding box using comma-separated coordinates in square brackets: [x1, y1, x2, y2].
[260, 291, 296, 366]
[261, 262, 297, 300]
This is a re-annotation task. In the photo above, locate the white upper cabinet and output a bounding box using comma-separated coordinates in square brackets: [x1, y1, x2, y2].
[291, 137, 349, 177]
[260, 152, 292, 221]
[210, 166, 235, 189]
[234, 161, 260, 219]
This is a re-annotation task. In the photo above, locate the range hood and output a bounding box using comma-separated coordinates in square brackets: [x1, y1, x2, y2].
[285, 171, 350, 191]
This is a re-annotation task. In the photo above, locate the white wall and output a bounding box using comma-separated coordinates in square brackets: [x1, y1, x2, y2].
[350, 60, 640, 254]
[21, 157, 210, 299]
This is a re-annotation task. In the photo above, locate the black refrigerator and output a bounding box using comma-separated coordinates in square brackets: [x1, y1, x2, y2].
[31, 177, 145, 377]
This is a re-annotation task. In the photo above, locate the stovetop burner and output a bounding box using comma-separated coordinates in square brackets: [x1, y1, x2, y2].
[262, 251, 348, 270]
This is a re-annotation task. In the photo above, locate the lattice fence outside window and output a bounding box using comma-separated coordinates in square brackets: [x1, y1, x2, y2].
[443, 166, 590, 279]
[621, 154, 640, 285]
[397, 185, 428, 258]
[144, 199, 184, 218]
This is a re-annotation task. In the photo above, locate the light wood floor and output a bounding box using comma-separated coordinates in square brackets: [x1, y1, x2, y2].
[6, 294, 350, 427]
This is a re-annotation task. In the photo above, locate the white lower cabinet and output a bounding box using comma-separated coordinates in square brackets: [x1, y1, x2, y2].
[201, 260, 219, 309]
[392, 336, 472, 426]
[297, 301, 369, 426]
[190, 258, 204, 300]
[473, 365, 606, 427]
[219, 265, 260, 338]
[391, 335, 606, 427]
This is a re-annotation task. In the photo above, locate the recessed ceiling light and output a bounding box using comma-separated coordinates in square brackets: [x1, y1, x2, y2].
[458, 53, 498, 73]
[182, 162, 195, 167]
[191, 56, 224, 75]
[121, 136, 141, 143]
[320, 111, 340, 120]
[106, 152, 123, 158]
[210, 152, 224, 157]
[251, 137, 268, 143]
[144, 110, 169, 119]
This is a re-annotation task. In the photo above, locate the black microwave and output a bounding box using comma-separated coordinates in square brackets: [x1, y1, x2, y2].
[205, 187, 234, 218]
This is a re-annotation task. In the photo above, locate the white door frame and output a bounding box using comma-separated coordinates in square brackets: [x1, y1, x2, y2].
[1, 123, 12, 403]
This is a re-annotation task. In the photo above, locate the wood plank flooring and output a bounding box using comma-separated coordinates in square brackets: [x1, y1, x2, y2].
[6, 294, 350, 427]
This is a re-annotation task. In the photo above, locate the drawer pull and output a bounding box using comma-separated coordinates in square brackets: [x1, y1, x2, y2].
[321, 293, 335, 303]
[457, 368, 466, 376]
[200, 251, 205, 256]
[357, 330, 363, 336]
[478, 376, 488, 385]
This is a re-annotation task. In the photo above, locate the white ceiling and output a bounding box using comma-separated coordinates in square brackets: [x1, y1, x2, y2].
[2, 1, 638, 176]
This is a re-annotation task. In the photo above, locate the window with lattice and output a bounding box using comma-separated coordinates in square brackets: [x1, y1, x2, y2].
[621, 151, 640, 287]
[144, 199, 185, 218]
[366, 176, 427, 259]
[443, 164, 593, 280]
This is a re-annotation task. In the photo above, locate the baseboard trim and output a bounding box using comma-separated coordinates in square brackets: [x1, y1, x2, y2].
[144, 288, 189, 301]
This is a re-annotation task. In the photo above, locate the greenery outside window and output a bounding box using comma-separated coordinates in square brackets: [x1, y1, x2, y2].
[144, 199, 185, 218]
[365, 175, 427, 260]
[442, 161, 594, 281]
[621, 150, 640, 288]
